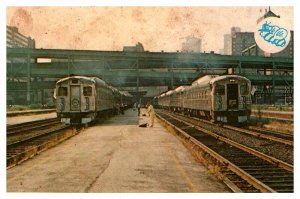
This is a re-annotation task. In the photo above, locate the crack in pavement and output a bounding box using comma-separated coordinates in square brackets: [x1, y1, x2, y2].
[84, 151, 115, 192]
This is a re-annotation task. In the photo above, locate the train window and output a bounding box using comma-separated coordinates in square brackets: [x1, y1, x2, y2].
[58, 87, 68, 96]
[215, 85, 225, 95]
[240, 85, 249, 95]
[83, 87, 93, 96]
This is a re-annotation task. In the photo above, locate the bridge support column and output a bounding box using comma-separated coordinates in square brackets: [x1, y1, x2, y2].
[238, 61, 242, 74]
[26, 53, 31, 105]
[171, 62, 174, 90]
[136, 59, 139, 103]
[41, 77, 44, 105]
[272, 62, 276, 104]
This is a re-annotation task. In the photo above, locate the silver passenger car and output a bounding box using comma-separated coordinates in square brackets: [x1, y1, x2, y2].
[55, 76, 124, 124]
[157, 75, 251, 124]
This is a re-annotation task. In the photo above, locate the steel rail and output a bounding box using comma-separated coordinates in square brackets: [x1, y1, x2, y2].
[7, 125, 69, 148]
[7, 120, 61, 135]
[7, 118, 59, 132]
[247, 126, 293, 138]
[159, 111, 293, 172]
[222, 125, 293, 146]
[156, 111, 293, 192]
[156, 113, 276, 193]
[167, 110, 293, 146]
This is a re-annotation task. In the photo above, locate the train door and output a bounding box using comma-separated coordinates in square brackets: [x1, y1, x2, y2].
[227, 84, 238, 109]
[70, 85, 81, 111]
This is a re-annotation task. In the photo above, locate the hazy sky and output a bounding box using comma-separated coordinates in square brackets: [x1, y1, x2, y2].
[7, 6, 293, 52]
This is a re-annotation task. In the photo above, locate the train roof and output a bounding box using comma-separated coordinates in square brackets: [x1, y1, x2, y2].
[191, 75, 219, 86]
[210, 75, 250, 84]
[174, 85, 187, 92]
[108, 85, 119, 92]
[56, 76, 106, 85]
[191, 75, 250, 86]
[119, 91, 132, 97]
[160, 93, 166, 97]
[166, 90, 174, 95]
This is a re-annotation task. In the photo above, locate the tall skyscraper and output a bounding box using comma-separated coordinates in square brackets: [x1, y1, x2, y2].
[232, 32, 258, 55]
[231, 27, 241, 37]
[223, 27, 241, 55]
[224, 34, 232, 55]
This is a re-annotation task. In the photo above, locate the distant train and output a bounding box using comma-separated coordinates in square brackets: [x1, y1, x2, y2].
[155, 75, 252, 124]
[54, 76, 133, 124]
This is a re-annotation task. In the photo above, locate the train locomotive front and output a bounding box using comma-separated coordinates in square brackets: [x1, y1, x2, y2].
[210, 75, 251, 123]
[55, 76, 112, 124]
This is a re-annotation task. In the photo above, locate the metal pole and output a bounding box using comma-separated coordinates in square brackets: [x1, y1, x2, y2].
[10, 58, 14, 81]
[238, 61, 242, 74]
[171, 62, 174, 90]
[68, 56, 70, 75]
[255, 45, 258, 56]
[136, 59, 139, 102]
[272, 62, 276, 104]
[27, 53, 31, 105]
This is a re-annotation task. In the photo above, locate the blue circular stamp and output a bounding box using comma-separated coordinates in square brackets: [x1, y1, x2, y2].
[254, 17, 291, 53]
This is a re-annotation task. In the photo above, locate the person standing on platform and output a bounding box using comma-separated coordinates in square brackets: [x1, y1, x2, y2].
[147, 103, 155, 127]
[137, 103, 141, 116]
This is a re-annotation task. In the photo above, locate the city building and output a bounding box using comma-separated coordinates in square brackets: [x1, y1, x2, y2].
[181, 36, 201, 53]
[6, 26, 35, 48]
[219, 49, 224, 55]
[223, 34, 232, 55]
[238, 6, 293, 58]
[223, 27, 241, 55]
[271, 31, 294, 58]
[123, 42, 144, 52]
[232, 32, 262, 56]
[231, 27, 241, 37]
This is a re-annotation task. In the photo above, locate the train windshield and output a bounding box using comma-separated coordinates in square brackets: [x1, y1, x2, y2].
[83, 86, 93, 96]
[240, 84, 249, 95]
[58, 87, 68, 96]
[215, 85, 225, 95]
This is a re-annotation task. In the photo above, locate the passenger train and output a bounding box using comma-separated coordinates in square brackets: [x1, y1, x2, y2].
[55, 76, 132, 124]
[156, 75, 252, 124]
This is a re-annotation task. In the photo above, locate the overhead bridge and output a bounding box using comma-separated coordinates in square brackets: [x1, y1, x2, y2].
[7, 48, 293, 105]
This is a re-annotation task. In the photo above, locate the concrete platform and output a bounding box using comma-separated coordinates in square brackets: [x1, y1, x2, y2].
[251, 109, 293, 122]
[6, 112, 57, 125]
[7, 109, 56, 117]
[7, 108, 230, 193]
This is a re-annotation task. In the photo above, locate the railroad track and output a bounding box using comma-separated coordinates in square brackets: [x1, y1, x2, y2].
[158, 110, 293, 164]
[7, 118, 63, 145]
[185, 113, 293, 146]
[7, 118, 60, 136]
[222, 125, 293, 146]
[161, 109, 294, 164]
[246, 126, 293, 141]
[156, 110, 293, 193]
[7, 119, 81, 168]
